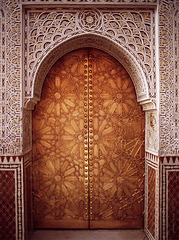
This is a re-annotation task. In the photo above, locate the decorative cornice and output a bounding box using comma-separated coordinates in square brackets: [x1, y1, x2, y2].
[160, 156, 179, 165]
[145, 151, 159, 165]
[0, 156, 23, 164]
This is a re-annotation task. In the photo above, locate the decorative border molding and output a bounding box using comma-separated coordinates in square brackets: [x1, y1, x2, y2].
[145, 151, 159, 165]
[160, 156, 179, 165]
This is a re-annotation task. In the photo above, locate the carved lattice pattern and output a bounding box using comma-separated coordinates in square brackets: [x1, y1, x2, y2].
[24, 8, 155, 100]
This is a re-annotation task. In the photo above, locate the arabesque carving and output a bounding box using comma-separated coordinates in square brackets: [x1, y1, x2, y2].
[146, 111, 158, 154]
[159, 1, 179, 156]
[0, 0, 178, 239]
[0, 0, 22, 155]
[24, 8, 156, 105]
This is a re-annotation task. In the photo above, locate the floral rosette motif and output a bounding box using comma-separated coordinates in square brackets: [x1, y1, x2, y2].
[78, 10, 102, 31]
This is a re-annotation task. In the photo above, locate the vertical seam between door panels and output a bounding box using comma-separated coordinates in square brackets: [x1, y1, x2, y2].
[88, 49, 93, 228]
[84, 51, 90, 228]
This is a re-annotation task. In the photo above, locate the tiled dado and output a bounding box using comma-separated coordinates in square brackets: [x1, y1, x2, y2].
[0, 154, 178, 240]
[160, 156, 179, 240]
[145, 153, 179, 240]
[145, 152, 159, 240]
[0, 156, 24, 240]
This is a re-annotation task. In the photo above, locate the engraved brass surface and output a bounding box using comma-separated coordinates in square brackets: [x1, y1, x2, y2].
[32, 48, 145, 229]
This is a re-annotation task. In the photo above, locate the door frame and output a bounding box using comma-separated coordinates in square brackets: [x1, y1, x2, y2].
[23, 34, 158, 238]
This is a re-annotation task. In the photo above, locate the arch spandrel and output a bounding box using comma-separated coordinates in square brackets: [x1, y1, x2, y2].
[24, 34, 155, 111]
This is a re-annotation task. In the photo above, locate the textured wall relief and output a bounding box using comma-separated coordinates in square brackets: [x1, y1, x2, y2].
[0, 7, 3, 154]
[0, 0, 22, 155]
[159, 1, 179, 156]
[24, 8, 156, 104]
[0, 156, 24, 240]
[174, 9, 179, 154]
[146, 111, 158, 153]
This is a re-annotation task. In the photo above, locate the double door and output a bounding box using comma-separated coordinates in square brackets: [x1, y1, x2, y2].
[32, 48, 145, 229]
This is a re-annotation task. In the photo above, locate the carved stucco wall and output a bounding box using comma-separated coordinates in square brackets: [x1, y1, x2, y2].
[0, 0, 22, 155]
[24, 8, 155, 102]
[0, 0, 177, 159]
[0, 0, 177, 156]
[159, 1, 179, 156]
[146, 111, 158, 154]
[0, 1, 178, 240]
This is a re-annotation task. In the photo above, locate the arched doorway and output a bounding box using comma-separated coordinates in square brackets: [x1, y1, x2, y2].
[32, 48, 145, 229]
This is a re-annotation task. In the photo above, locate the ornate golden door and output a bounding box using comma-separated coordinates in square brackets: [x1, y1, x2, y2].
[32, 48, 145, 229]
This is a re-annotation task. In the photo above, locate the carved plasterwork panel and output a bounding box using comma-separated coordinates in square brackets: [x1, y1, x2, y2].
[0, 7, 3, 153]
[0, 0, 22, 155]
[146, 111, 158, 153]
[159, 1, 179, 156]
[24, 7, 156, 106]
[0, 1, 178, 156]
